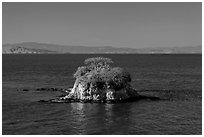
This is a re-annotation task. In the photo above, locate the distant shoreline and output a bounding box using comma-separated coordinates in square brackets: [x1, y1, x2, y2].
[3, 42, 202, 54]
[2, 53, 202, 55]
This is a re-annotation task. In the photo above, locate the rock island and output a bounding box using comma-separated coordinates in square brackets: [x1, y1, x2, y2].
[58, 57, 140, 103]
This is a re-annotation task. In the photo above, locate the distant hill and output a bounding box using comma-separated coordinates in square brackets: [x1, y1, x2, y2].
[2, 42, 137, 54]
[137, 45, 202, 54]
[3, 46, 57, 54]
[2, 42, 202, 54]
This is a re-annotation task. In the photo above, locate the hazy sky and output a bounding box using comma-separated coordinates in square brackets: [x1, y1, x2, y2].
[2, 2, 202, 48]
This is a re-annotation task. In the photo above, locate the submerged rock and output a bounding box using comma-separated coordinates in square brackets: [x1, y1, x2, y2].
[35, 87, 71, 93]
[17, 89, 29, 91]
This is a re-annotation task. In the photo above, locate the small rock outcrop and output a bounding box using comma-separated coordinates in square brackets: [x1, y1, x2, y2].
[58, 57, 140, 103]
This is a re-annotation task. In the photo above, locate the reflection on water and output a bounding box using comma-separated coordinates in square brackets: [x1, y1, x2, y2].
[67, 102, 140, 134]
[104, 103, 131, 134]
[105, 104, 114, 127]
[70, 103, 87, 134]
[56, 101, 201, 135]
[2, 89, 202, 135]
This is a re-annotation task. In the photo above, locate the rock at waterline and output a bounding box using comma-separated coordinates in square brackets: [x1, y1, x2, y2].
[35, 88, 70, 92]
[59, 82, 140, 103]
[38, 89, 161, 103]
[16, 89, 30, 91]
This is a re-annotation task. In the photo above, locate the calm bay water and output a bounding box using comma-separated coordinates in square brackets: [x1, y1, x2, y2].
[2, 54, 202, 134]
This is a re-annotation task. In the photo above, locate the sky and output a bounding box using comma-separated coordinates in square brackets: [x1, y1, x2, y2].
[2, 2, 202, 48]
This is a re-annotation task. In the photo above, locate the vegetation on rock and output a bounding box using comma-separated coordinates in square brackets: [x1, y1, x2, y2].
[73, 57, 131, 90]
